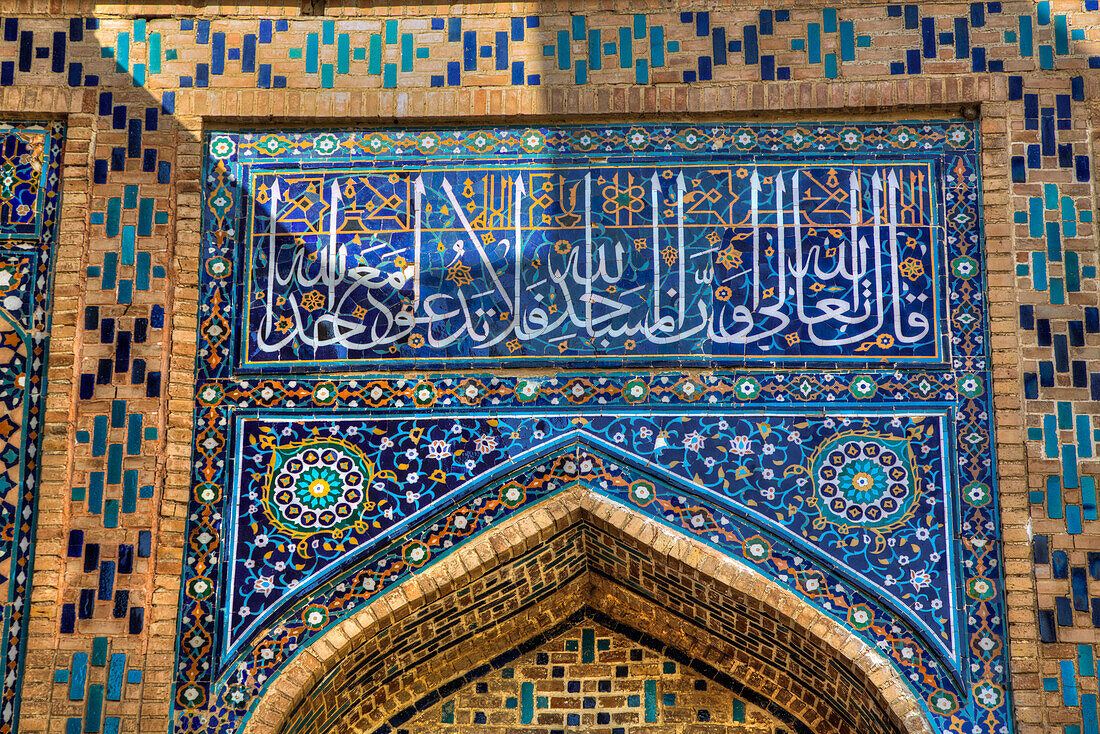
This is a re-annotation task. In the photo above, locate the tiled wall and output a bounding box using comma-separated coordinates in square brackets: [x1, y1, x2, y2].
[0, 2, 1097, 734]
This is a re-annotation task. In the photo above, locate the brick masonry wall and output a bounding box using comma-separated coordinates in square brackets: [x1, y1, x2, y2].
[274, 512, 907, 734]
[398, 618, 786, 733]
[0, 1, 1095, 733]
[256, 490, 922, 734]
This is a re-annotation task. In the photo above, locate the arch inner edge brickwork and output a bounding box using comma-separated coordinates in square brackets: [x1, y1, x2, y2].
[243, 487, 932, 734]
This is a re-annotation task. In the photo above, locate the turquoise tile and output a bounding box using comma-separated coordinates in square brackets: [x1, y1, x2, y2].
[121, 226, 135, 266]
[369, 35, 382, 74]
[1019, 16, 1033, 56]
[1039, 44, 1053, 69]
[115, 32, 129, 73]
[104, 499, 119, 529]
[618, 27, 632, 68]
[1055, 15, 1068, 54]
[91, 637, 108, 666]
[338, 33, 350, 74]
[808, 23, 821, 63]
[400, 33, 413, 72]
[138, 198, 154, 236]
[106, 198, 122, 238]
[149, 32, 161, 74]
[650, 27, 663, 67]
[589, 28, 603, 71]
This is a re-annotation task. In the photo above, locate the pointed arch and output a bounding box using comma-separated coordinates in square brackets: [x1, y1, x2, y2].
[241, 487, 931, 734]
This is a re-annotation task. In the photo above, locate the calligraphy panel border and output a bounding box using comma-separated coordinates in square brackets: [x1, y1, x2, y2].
[200, 122, 980, 375]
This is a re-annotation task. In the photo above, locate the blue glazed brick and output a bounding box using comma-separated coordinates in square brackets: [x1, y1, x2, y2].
[128, 607, 144, 634]
[921, 18, 936, 58]
[1077, 156, 1091, 182]
[695, 11, 709, 37]
[954, 16, 972, 59]
[1011, 156, 1026, 182]
[743, 26, 758, 63]
[759, 10, 773, 35]
[1008, 75, 1023, 100]
[903, 4, 919, 29]
[970, 2, 985, 26]
[112, 591, 129, 619]
[1057, 597, 1074, 626]
[905, 48, 920, 73]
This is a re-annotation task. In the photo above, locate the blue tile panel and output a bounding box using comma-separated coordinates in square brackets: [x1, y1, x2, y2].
[231, 143, 951, 371]
[179, 121, 1008, 734]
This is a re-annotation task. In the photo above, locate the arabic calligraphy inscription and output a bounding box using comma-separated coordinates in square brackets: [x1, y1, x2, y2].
[240, 160, 945, 370]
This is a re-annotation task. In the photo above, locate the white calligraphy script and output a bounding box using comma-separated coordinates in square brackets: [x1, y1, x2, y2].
[252, 168, 932, 356]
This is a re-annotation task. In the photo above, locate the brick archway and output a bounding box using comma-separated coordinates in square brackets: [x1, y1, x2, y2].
[241, 486, 931, 734]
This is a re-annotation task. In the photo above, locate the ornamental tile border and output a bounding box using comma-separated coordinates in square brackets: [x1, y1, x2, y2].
[0, 122, 63, 733]
[177, 120, 1008, 734]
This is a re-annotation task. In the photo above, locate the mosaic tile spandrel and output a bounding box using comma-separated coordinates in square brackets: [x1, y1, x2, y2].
[227, 410, 958, 667]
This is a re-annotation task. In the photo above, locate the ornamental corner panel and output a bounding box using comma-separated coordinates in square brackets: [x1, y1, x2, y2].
[0, 122, 63, 733]
[184, 122, 1009, 733]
